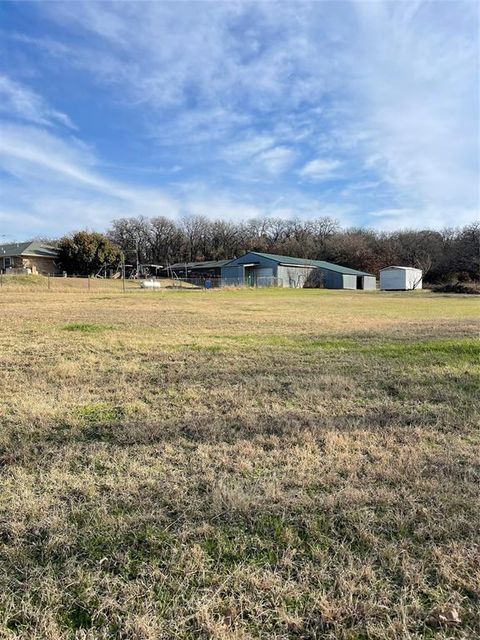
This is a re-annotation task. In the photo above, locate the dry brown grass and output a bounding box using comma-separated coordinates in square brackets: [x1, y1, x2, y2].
[0, 287, 479, 639]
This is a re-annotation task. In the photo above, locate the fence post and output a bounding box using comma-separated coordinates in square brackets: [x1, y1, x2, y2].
[47, 274, 50, 290]
[122, 256, 126, 292]
[87, 275, 90, 290]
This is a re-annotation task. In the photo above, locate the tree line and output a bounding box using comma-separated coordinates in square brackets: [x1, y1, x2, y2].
[56, 216, 479, 282]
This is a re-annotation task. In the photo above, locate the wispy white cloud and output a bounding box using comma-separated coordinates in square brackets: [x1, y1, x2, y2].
[255, 146, 296, 176]
[0, 117, 365, 238]
[222, 135, 296, 177]
[31, 2, 343, 138]
[0, 123, 179, 235]
[365, 205, 479, 232]
[222, 135, 277, 164]
[1, 0, 478, 237]
[0, 123, 180, 212]
[299, 158, 342, 182]
[0, 74, 76, 129]
[351, 0, 479, 212]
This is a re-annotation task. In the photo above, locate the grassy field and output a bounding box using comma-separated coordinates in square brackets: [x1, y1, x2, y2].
[0, 286, 479, 639]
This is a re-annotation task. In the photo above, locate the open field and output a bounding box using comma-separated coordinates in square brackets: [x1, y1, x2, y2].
[0, 288, 479, 639]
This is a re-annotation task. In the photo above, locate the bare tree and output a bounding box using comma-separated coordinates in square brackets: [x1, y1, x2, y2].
[181, 215, 210, 262]
[104, 215, 478, 284]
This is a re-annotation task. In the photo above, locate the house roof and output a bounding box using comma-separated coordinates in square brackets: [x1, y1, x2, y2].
[0, 241, 59, 259]
[233, 252, 374, 277]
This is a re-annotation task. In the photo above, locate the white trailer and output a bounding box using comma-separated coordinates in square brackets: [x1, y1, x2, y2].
[380, 266, 422, 290]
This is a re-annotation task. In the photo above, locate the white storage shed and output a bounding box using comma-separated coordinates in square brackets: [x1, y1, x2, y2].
[380, 266, 422, 290]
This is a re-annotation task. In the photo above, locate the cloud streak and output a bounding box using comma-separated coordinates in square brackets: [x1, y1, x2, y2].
[0, 0, 478, 237]
[299, 159, 342, 182]
[0, 123, 180, 236]
[0, 75, 76, 129]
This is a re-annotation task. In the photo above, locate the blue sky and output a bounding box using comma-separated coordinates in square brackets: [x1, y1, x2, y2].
[0, 0, 478, 240]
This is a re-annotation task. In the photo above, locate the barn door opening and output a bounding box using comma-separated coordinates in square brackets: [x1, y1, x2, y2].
[244, 266, 256, 287]
[357, 276, 363, 290]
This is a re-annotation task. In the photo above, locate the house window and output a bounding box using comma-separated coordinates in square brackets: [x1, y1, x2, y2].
[4, 257, 11, 269]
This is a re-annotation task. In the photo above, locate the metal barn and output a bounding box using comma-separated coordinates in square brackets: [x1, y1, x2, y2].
[163, 260, 231, 279]
[380, 266, 422, 290]
[221, 252, 376, 289]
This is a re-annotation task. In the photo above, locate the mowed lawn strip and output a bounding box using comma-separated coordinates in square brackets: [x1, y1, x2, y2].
[0, 288, 479, 640]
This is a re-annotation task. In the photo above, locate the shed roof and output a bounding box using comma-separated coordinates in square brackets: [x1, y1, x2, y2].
[0, 241, 59, 259]
[380, 265, 422, 272]
[233, 252, 373, 276]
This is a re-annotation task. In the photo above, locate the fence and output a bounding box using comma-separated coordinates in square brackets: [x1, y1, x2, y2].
[0, 273, 185, 293]
[0, 273, 298, 292]
[0, 272, 235, 292]
[174, 276, 222, 289]
[220, 276, 281, 288]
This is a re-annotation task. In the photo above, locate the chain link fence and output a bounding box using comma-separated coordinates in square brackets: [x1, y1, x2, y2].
[0, 273, 166, 293]
[0, 273, 305, 292]
[0, 273, 233, 293]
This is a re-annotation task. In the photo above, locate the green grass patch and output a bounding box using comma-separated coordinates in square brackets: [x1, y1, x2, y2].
[186, 342, 224, 353]
[210, 335, 479, 365]
[75, 402, 125, 424]
[201, 514, 334, 570]
[358, 338, 480, 364]
[62, 322, 112, 333]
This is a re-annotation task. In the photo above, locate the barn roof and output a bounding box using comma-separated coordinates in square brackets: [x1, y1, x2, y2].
[168, 259, 232, 270]
[234, 252, 374, 277]
[0, 241, 59, 258]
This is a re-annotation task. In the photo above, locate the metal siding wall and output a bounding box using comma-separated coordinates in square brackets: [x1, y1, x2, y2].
[275, 265, 287, 287]
[276, 265, 314, 288]
[380, 270, 406, 290]
[320, 269, 343, 289]
[342, 274, 357, 290]
[256, 267, 274, 277]
[254, 267, 273, 286]
[221, 265, 243, 285]
[406, 269, 422, 289]
[363, 276, 376, 290]
[223, 253, 278, 287]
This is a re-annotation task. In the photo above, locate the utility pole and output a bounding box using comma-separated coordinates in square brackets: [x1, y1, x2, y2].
[135, 238, 140, 279]
[121, 254, 126, 292]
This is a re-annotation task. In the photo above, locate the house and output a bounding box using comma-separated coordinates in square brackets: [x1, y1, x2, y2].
[0, 241, 60, 275]
[221, 252, 376, 289]
[380, 266, 422, 290]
